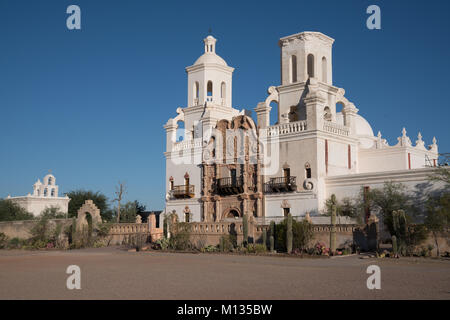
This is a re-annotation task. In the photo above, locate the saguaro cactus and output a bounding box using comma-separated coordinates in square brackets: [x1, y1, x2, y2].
[392, 210, 407, 255]
[286, 213, 293, 254]
[219, 236, 224, 252]
[330, 194, 337, 255]
[262, 228, 267, 249]
[391, 235, 398, 258]
[242, 214, 248, 247]
[269, 221, 275, 252]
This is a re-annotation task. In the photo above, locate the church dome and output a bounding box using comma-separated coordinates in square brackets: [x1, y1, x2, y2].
[336, 112, 375, 148]
[193, 35, 228, 66]
[194, 52, 227, 66]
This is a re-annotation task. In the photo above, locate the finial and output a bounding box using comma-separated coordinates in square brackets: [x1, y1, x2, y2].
[377, 131, 382, 138]
[432, 136, 437, 145]
[417, 132, 422, 141]
[402, 127, 407, 137]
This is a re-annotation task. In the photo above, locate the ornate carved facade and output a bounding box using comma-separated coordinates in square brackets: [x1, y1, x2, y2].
[201, 115, 263, 222]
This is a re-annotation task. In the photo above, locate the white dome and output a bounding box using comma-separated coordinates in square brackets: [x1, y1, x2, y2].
[194, 52, 228, 66]
[336, 112, 375, 148]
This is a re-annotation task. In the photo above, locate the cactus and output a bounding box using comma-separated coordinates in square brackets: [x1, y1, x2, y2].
[262, 228, 267, 249]
[330, 194, 337, 255]
[286, 213, 293, 254]
[269, 221, 275, 252]
[391, 235, 398, 258]
[242, 214, 248, 247]
[392, 210, 407, 256]
[219, 236, 224, 252]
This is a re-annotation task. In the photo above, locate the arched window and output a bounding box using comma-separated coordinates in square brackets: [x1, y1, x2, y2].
[51, 189, 55, 197]
[193, 81, 199, 104]
[48, 177, 53, 185]
[185, 212, 190, 223]
[305, 163, 312, 179]
[221, 82, 226, 105]
[44, 188, 48, 197]
[176, 120, 185, 142]
[290, 55, 297, 83]
[307, 54, 315, 78]
[207, 81, 213, 97]
[323, 106, 332, 121]
[221, 82, 226, 98]
[321, 57, 327, 83]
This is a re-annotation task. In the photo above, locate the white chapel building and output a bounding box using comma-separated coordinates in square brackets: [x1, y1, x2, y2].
[163, 31, 440, 223]
[7, 173, 70, 217]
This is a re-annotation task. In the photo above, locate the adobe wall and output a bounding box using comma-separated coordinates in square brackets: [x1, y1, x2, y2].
[0, 219, 71, 239]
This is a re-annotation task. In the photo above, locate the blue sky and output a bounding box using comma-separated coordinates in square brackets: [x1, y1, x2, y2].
[0, 0, 449, 210]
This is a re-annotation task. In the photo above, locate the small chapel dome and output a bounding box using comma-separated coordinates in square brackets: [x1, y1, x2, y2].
[193, 35, 228, 66]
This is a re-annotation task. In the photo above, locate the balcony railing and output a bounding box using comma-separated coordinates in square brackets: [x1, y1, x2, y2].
[264, 176, 297, 193]
[216, 176, 244, 195]
[267, 120, 307, 137]
[171, 185, 195, 199]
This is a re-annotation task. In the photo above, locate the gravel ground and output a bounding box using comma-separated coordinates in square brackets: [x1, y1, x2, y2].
[0, 247, 449, 300]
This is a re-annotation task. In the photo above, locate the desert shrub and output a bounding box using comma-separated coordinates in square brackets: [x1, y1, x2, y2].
[0, 232, 8, 249]
[219, 235, 235, 252]
[201, 245, 218, 253]
[246, 244, 266, 254]
[154, 238, 169, 250]
[8, 237, 23, 249]
[275, 218, 314, 253]
[169, 222, 192, 250]
[126, 233, 148, 251]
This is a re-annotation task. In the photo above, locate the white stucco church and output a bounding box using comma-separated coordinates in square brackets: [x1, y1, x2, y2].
[164, 31, 440, 223]
[7, 173, 70, 217]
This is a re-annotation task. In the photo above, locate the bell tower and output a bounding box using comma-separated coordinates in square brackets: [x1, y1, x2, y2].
[185, 35, 234, 110]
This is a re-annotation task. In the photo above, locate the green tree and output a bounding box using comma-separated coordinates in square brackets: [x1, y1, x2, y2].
[324, 195, 361, 222]
[361, 182, 411, 235]
[0, 199, 34, 221]
[66, 190, 113, 221]
[39, 206, 66, 219]
[424, 192, 450, 256]
[114, 201, 137, 223]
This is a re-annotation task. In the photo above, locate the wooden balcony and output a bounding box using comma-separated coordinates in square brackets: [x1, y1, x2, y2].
[172, 185, 195, 199]
[216, 176, 244, 195]
[264, 176, 297, 193]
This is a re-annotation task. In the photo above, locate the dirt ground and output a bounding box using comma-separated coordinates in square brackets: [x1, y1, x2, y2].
[0, 247, 449, 300]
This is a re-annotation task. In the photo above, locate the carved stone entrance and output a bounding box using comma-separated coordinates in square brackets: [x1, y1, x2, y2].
[76, 200, 102, 231]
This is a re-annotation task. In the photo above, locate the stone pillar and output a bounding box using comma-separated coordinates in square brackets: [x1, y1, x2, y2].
[304, 78, 326, 131]
[254, 102, 271, 129]
[342, 103, 359, 136]
[164, 119, 177, 151]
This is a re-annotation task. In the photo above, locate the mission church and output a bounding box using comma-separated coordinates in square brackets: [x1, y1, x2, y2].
[164, 31, 440, 223]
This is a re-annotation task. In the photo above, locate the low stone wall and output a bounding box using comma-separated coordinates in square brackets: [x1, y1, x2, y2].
[189, 221, 247, 247]
[187, 220, 359, 249]
[108, 222, 163, 245]
[0, 219, 71, 239]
